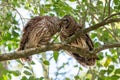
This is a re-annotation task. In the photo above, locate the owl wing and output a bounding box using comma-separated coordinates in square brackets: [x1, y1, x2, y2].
[18, 16, 43, 51]
[85, 34, 94, 51]
[18, 16, 58, 61]
[17, 16, 45, 61]
[70, 34, 96, 66]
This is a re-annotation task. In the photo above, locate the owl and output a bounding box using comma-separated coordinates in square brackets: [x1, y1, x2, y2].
[59, 15, 96, 66]
[18, 16, 60, 61]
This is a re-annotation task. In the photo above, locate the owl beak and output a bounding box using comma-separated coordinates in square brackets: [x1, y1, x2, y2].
[58, 19, 63, 24]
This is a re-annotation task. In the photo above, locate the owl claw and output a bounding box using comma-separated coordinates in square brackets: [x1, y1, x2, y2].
[20, 57, 32, 62]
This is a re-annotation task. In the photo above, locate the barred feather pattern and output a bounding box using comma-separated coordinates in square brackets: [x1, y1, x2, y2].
[18, 16, 60, 60]
[59, 15, 96, 66]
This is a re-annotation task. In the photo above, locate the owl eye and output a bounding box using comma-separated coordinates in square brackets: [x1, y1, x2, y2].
[63, 18, 69, 24]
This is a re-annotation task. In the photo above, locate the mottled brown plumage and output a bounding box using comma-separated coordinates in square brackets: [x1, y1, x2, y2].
[59, 15, 96, 66]
[18, 16, 60, 60]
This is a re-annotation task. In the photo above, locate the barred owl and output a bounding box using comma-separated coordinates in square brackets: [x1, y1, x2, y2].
[59, 15, 96, 66]
[18, 16, 60, 60]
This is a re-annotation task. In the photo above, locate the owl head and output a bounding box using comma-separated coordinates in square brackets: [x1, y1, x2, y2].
[59, 15, 77, 30]
[59, 15, 82, 37]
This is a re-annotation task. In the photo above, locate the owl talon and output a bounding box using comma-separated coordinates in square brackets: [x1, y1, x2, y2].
[20, 57, 31, 62]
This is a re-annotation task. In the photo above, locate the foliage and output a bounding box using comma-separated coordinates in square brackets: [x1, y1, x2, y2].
[0, 0, 120, 80]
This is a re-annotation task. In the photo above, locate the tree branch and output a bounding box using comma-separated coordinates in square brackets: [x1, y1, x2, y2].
[108, 0, 111, 16]
[84, 18, 120, 33]
[104, 12, 120, 21]
[0, 43, 92, 61]
[94, 43, 120, 53]
[1, 42, 120, 61]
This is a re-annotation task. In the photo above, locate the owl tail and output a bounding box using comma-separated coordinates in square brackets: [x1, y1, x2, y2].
[72, 53, 97, 66]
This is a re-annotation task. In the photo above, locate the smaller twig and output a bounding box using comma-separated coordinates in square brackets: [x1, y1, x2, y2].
[104, 12, 120, 21]
[103, 26, 119, 41]
[89, 11, 99, 21]
[11, 7, 25, 27]
[76, 0, 83, 23]
[102, 0, 107, 20]
[108, 0, 111, 16]
[76, 67, 80, 75]
[82, 8, 88, 27]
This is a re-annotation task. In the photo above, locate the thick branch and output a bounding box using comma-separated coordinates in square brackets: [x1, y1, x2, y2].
[0, 43, 92, 61]
[0, 42, 120, 61]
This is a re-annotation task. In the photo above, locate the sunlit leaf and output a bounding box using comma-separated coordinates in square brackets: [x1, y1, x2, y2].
[111, 75, 120, 80]
[100, 70, 106, 76]
[53, 51, 59, 62]
[69, 0, 76, 2]
[43, 60, 50, 65]
[114, 0, 119, 5]
[74, 75, 80, 80]
[29, 76, 35, 80]
[39, 77, 44, 80]
[23, 71, 32, 75]
[12, 70, 21, 76]
[31, 61, 35, 65]
[65, 77, 70, 80]
[21, 76, 28, 80]
[24, 66, 30, 69]
[115, 69, 120, 74]
[107, 65, 114, 75]
[104, 57, 112, 67]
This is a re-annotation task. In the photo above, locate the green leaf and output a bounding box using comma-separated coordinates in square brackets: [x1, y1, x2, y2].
[107, 65, 114, 75]
[115, 69, 120, 74]
[74, 75, 80, 79]
[39, 77, 44, 80]
[21, 76, 28, 80]
[86, 78, 90, 80]
[24, 66, 30, 69]
[31, 61, 35, 65]
[12, 71, 21, 76]
[97, 1, 103, 5]
[111, 75, 120, 80]
[23, 71, 32, 75]
[91, 33, 97, 39]
[53, 51, 59, 62]
[43, 60, 50, 65]
[114, 0, 119, 5]
[104, 57, 112, 67]
[12, 30, 19, 37]
[97, 52, 104, 60]
[29, 76, 35, 80]
[100, 70, 106, 76]
[94, 42, 101, 48]
[65, 77, 70, 80]
[69, 0, 76, 2]
[7, 74, 12, 79]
